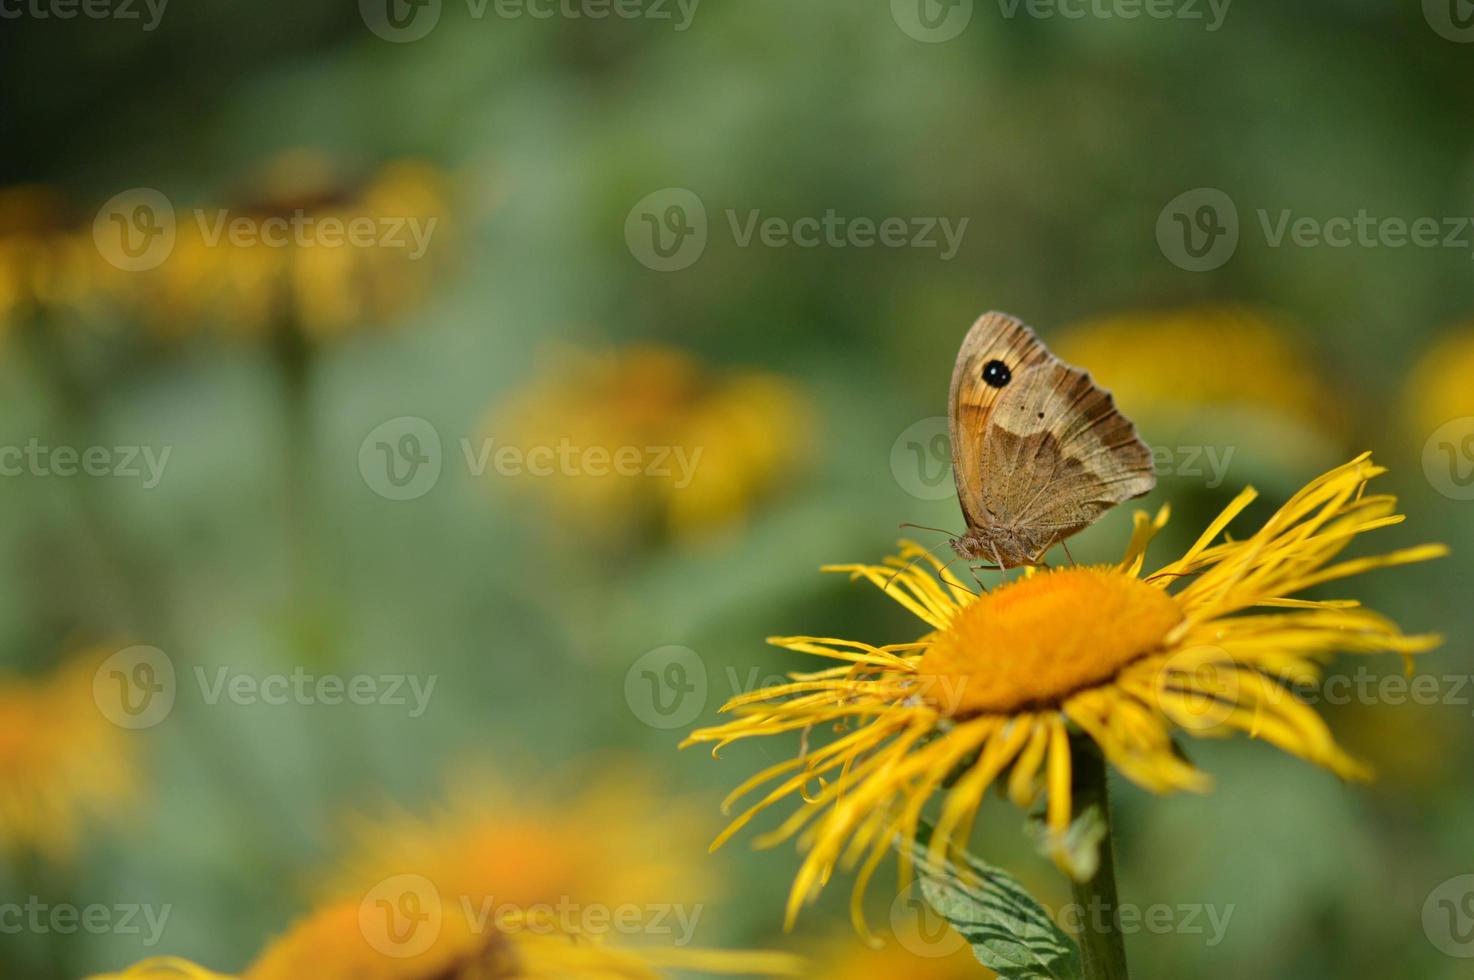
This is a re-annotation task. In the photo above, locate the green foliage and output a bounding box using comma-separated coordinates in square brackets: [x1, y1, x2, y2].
[904, 822, 1083, 980]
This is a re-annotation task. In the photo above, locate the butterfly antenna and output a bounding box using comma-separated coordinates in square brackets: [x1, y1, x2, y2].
[932, 552, 981, 596]
[898, 522, 959, 536]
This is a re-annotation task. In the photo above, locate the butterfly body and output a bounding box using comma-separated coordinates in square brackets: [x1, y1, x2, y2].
[947, 312, 1155, 569]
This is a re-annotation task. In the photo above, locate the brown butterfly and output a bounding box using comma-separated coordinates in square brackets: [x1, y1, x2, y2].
[947, 311, 1155, 569]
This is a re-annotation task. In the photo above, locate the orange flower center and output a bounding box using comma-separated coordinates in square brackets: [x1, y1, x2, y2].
[919, 567, 1183, 716]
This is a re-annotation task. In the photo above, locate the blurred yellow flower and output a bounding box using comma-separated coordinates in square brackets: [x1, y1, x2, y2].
[325, 767, 715, 915]
[89, 908, 804, 980]
[485, 346, 810, 543]
[87, 766, 806, 979]
[132, 153, 453, 344]
[0, 650, 136, 858]
[684, 455, 1442, 934]
[1402, 324, 1474, 441]
[1056, 308, 1348, 478]
[0, 185, 117, 336]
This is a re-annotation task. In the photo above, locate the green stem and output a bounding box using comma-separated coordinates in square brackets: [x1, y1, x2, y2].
[1069, 742, 1130, 980]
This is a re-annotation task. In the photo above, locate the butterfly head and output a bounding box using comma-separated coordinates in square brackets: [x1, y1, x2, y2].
[949, 524, 1061, 570]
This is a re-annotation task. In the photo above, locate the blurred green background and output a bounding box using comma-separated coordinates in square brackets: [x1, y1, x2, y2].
[2, 1, 1473, 977]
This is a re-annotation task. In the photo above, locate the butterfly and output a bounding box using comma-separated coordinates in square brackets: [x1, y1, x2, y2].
[946, 311, 1155, 569]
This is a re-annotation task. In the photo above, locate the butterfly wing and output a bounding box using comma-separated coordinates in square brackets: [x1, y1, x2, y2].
[949, 311, 1155, 544]
[948, 312, 1055, 529]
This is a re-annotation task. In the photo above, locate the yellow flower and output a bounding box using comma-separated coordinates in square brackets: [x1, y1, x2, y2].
[0, 185, 116, 334]
[1402, 324, 1474, 440]
[86, 769, 806, 979]
[485, 346, 810, 543]
[0, 650, 137, 857]
[87, 907, 804, 980]
[811, 939, 987, 980]
[133, 153, 453, 343]
[323, 767, 715, 915]
[1056, 308, 1348, 476]
[684, 455, 1443, 934]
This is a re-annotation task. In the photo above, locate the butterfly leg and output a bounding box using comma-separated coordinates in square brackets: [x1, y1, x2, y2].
[1061, 541, 1077, 567]
[990, 543, 1008, 574]
[967, 565, 991, 593]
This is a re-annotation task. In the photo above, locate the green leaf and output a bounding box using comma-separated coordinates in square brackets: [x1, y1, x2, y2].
[901, 821, 1083, 980]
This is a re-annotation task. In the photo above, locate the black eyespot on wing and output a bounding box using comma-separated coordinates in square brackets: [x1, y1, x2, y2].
[981, 359, 1011, 388]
